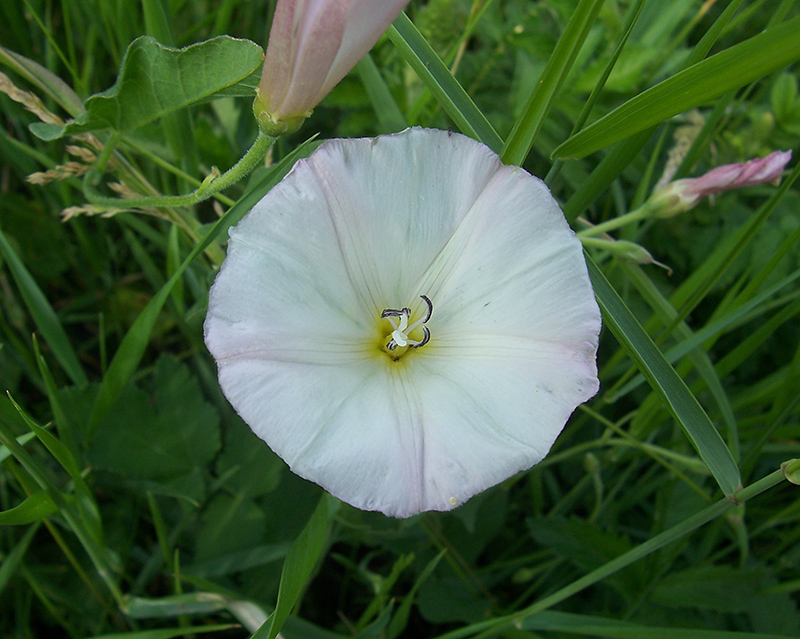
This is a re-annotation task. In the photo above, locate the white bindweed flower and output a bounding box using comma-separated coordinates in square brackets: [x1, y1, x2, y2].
[204, 128, 601, 518]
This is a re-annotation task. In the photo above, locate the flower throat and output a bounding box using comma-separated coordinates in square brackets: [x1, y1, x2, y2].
[380, 295, 433, 360]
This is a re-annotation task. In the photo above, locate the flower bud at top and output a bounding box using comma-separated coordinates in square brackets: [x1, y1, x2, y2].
[645, 150, 792, 218]
[254, 0, 410, 136]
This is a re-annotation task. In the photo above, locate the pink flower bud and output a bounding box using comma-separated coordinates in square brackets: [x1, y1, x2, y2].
[254, 0, 410, 135]
[648, 150, 792, 218]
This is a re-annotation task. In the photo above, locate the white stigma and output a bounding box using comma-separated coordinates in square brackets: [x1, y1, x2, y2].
[391, 313, 410, 347]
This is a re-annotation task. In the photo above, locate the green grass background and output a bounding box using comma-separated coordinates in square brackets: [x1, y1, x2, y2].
[1, 0, 800, 637]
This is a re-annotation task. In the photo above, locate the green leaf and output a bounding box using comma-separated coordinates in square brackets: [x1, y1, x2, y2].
[651, 565, 799, 635]
[30, 35, 263, 140]
[0, 226, 88, 387]
[554, 14, 800, 158]
[186, 543, 291, 579]
[193, 494, 267, 560]
[501, 0, 605, 166]
[587, 256, 741, 497]
[214, 415, 284, 498]
[89, 356, 220, 480]
[0, 492, 57, 525]
[253, 494, 339, 639]
[527, 517, 645, 601]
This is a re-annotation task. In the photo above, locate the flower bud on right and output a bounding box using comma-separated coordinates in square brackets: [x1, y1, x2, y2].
[645, 150, 792, 219]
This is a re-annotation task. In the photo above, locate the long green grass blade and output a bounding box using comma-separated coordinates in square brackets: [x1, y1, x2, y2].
[620, 264, 740, 458]
[0, 493, 57, 525]
[546, 0, 647, 185]
[356, 53, 408, 133]
[90, 625, 238, 639]
[609, 269, 800, 401]
[0, 227, 88, 387]
[587, 257, 741, 496]
[0, 524, 39, 599]
[561, 0, 746, 220]
[502, 0, 606, 166]
[252, 495, 338, 639]
[554, 14, 800, 158]
[387, 12, 503, 153]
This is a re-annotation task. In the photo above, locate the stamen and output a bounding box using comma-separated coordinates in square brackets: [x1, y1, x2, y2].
[406, 295, 433, 334]
[381, 295, 433, 353]
[409, 326, 430, 348]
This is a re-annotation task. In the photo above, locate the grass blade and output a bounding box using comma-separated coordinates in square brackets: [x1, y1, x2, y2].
[587, 256, 741, 496]
[0, 227, 88, 387]
[502, 0, 606, 166]
[356, 53, 408, 133]
[252, 495, 338, 639]
[387, 12, 503, 153]
[554, 14, 800, 159]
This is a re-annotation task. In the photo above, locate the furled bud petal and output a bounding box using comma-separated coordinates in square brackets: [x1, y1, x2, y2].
[647, 150, 792, 218]
[254, 0, 410, 135]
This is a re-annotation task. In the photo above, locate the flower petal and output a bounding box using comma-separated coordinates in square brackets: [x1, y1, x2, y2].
[302, 128, 505, 311]
[319, 0, 410, 100]
[272, 0, 347, 117]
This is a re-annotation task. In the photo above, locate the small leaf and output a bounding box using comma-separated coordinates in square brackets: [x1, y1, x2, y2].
[30, 35, 263, 140]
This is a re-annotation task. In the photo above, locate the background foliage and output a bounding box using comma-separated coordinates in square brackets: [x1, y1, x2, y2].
[1, 0, 800, 638]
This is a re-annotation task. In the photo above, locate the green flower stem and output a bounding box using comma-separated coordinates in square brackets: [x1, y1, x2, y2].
[82, 131, 276, 211]
[576, 203, 654, 238]
[579, 236, 616, 249]
[119, 137, 236, 208]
